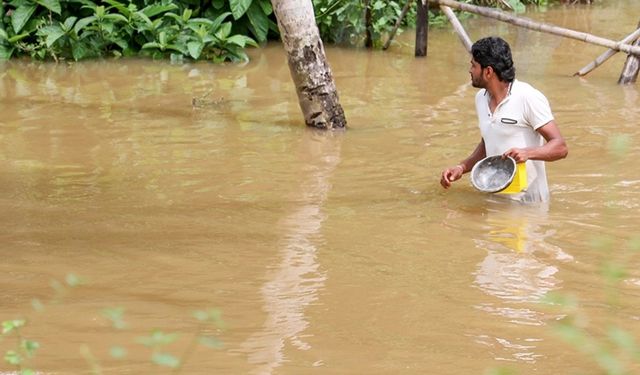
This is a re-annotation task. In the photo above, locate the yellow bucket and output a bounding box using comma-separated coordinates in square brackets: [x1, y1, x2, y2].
[499, 162, 527, 194]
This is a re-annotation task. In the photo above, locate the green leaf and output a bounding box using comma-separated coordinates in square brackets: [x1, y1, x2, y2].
[210, 12, 231, 32]
[507, 0, 526, 13]
[62, 16, 77, 31]
[137, 330, 179, 347]
[166, 44, 187, 55]
[0, 28, 7, 41]
[182, 8, 192, 22]
[141, 3, 178, 18]
[187, 18, 214, 27]
[230, 0, 252, 20]
[2, 319, 26, 334]
[158, 30, 167, 46]
[111, 37, 128, 50]
[36, 0, 61, 14]
[102, 307, 127, 330]
[607, 326, 638, 354]
[226, 34, 247, 48]
[102, 0, 131, 17]
[258, 0, 272, 15]
[73, 16, 95, 35]
[133, 11, 152, 27]
[211, 0, 225, 10]
[246, 1, 268, 42]
[4, 350, 22, 365]
[215, 22, 231, 40]
[71, 42, 89, 60]
[30, 299, 44, 312]
[8, 32, 30, 43]
[198, 336, 223, 349]
[0, 45, 15, 60]
[94, 5, 105, 19]
[141, 42, 161, 50]
[11, 3, 37, 33]
[103, 13, 129, 23]
[21, 339, 40, 357]
[152, 352, 180, 368]
[187, 40, 203, 59]
[109, 346, 127, 359]
[39, 25, 65, 47]
[163, 12, 182, 24]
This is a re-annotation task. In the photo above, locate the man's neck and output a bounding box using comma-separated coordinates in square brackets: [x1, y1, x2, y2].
[486, 80, 512, 109]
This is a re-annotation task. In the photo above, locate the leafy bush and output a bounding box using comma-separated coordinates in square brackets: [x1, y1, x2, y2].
[0, 0, 583, 61]
[0, 0, 270, 61]
[313, 0, 411, 47]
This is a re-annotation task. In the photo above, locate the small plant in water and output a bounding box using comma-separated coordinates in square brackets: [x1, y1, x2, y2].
[1, 273, 81, 374]
[1, 274, 224, 374]
[542, 134, 640, 375]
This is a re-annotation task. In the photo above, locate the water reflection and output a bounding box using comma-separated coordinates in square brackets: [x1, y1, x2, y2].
[471, 200, 573, 362]
[240, 130, 342, 373]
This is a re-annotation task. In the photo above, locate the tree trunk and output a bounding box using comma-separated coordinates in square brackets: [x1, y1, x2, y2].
[271, 0, 347, 129]
[415, 0, 429, 56]
[618, 21, 640, 85]
[364, 0, 373, 48]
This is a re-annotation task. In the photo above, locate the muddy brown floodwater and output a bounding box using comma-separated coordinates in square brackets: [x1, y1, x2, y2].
[1, 1, 640, 374]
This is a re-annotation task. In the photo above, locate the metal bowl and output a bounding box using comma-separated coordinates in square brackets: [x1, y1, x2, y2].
[470, 155, 517, 193]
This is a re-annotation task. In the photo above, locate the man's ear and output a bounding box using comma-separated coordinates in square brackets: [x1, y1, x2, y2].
[484, 66, 494, 78]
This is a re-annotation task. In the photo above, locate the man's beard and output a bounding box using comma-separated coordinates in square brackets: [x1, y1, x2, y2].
[471, 75, 485, 88]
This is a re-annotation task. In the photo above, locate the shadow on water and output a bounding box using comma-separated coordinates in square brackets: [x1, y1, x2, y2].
[239, 130, 342, 373]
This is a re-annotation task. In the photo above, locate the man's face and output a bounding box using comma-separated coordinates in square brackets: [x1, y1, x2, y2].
[469, 58, 486, 88]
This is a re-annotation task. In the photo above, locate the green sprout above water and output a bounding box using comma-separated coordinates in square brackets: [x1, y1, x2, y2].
[1, 273, 225, 374]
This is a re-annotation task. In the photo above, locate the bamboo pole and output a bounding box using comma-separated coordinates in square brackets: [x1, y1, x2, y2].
[618, 36, 640, 84]
[575, 28, 640, 77]
[382, 0, 414, 50]
[440, 5, 472, 53]
[431, 0, 640, 56]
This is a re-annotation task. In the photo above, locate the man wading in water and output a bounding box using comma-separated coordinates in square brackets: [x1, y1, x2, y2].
[440, 36, 568, 203]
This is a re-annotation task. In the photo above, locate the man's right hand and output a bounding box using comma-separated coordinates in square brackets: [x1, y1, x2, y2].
[440, 165, 465, 189]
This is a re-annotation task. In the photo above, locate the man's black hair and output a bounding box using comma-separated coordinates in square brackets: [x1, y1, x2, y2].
[471, 37, 516, 82]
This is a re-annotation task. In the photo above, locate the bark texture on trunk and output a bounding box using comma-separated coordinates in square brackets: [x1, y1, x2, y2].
[415, 0, 428, 57]
[271, 0, 347, 129]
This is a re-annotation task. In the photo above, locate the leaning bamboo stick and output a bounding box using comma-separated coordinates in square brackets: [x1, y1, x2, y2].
[440, 5, 472, 53]
[431, 0, 640, 56]
[383, 0, 414, 50]
[618, 32, 640, 84]
[575, 28, 640, 77]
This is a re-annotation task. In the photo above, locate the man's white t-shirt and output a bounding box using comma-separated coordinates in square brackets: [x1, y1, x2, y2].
[475, 79, 554, 203]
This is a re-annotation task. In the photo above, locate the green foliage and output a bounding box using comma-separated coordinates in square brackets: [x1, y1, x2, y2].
[1, 274, 225, 373]
[0, 0, 583, 61]
[0, 0, 264, 62]
[313, 0, 556, 48]
[538, 136, 640, 375]
[314, 0, 409, 46]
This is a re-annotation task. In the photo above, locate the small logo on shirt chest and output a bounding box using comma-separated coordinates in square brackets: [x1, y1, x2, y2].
[500, 117, 518, 125]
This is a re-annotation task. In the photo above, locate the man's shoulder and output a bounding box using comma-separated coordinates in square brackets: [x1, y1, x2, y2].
[512, 79, 542, 94]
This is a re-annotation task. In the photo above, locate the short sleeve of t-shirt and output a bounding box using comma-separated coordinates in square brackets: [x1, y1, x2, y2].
[523, 87, 554, 130]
